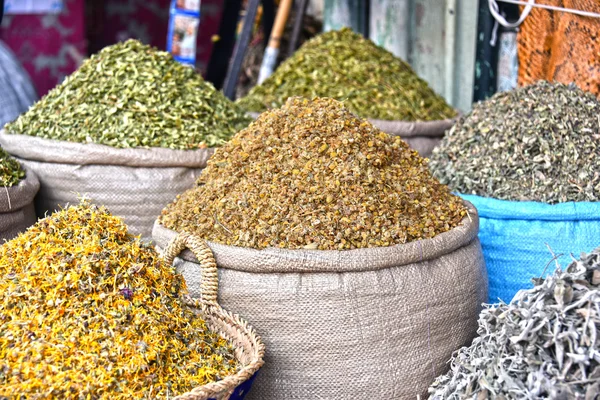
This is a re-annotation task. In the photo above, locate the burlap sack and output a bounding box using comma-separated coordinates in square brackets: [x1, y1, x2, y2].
[368, 118, 455, 157]
[247, 112, 455, 157]
[0, 165, 39, 242]
[0, 130, 213, 239]
[153, 201, 488, 399]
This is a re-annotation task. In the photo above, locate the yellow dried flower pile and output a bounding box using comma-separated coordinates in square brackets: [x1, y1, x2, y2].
[160, 97, 467, 250]
[0, 202, 238, 399]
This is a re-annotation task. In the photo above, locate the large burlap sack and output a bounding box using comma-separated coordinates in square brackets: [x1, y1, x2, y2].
[0, 130, 213, 239]
[247, 111, 455, 157]
[460, 193, 600, 304]
[0, 164, 39, 242]
[368, 118, 455, 157]
[153, 201, 487, 399]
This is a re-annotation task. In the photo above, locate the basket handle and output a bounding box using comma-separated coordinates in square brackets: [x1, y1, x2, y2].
[163, 232, 218, 306]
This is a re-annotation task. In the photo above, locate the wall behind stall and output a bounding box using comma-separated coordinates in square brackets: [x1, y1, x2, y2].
[0, 0, 87, 97]
[323, 0, 478, 113]
[0, 0, 225, 97]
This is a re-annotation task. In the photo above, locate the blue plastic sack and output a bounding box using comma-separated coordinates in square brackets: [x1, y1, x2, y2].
[459, 194, 600, 304]
[207, 371, 260, 400]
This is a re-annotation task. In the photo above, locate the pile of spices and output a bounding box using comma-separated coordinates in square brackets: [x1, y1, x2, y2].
[4, 40, 252, 150]
[160, 97, 467, 250]
[0, 147, 24, 187]
[0, 201, 238, 399]
[236, 28, 456, 121]
[429, 247, 600, 399]
[429, 81, 600, 203]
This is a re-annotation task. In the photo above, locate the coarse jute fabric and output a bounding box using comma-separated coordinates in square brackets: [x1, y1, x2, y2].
[368, 117, 455, 157]
[246, 112, 455, 157]
[0, 164, 39, 242]
[0, 130, 213, 239]
[153, 201, 487, 399]
[163, 232, 265, 400]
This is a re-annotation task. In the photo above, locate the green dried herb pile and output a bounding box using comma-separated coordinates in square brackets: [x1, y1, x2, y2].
[0, 201, 238, 399]
[237, 28, 456, 121]
[160, 97, 466, 250]
[429, 247, 600, 399]
[0, 147, 24, 187]
[4, 40, 252, 150]
[429, 81, 600, 203]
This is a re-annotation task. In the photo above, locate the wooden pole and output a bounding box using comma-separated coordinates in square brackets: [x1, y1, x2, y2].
[258, 0, 294, 84]
[222, 0, 261, 100]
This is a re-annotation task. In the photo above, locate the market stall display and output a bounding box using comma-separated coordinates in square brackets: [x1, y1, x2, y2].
[0, 147, 39, 241]
[237, 28, 457, 156]
[1, 39, 252, 238]
[0, 201, 264, 399]
[154, 97, 487, 399]
[429, 246, 600, 399]
[429, 80, 600, 303]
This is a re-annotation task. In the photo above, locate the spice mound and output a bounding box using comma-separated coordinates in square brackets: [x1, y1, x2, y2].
[429, 246, 600, 399]
[236, 27, 455, 121]
[429, 81, 600, 203]
[160, 97, 467, 250]
[0, 147, 24, 187]
[0, 202, 238, 399]
[4, 39, 252, 150]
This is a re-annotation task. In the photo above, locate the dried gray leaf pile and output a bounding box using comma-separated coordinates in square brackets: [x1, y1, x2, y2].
[429, 247, 600, 400]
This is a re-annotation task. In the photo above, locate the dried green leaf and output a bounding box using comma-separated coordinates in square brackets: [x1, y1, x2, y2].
[4, 40, 252, 150]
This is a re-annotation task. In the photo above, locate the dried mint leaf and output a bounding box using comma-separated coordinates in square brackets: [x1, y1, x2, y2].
[0, 147, 24, 187]
[237, 27, 456, 122]
[4, 40, 252, 150]
[429, 81, 600, 203]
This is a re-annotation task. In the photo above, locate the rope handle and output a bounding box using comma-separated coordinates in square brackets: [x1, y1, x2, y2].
[163, 232, 219, 306]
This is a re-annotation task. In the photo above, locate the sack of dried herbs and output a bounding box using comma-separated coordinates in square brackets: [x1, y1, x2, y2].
[153, 97, 487, 399]
[0, 147, 38, 241]
[429, 246, 600, 399]
[0, 200, 264, 400]
[0, 39, 252, 239]
[429, 81, 600, 304]
[238, 28, 458, 156]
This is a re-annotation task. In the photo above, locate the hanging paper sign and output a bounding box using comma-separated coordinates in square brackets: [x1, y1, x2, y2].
[4, 0, 63, 14]
[167, 0, 201, 66]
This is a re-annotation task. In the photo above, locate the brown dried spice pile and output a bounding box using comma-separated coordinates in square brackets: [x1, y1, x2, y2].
[160, 97, 467, 250]
[0, 201, 238, 399]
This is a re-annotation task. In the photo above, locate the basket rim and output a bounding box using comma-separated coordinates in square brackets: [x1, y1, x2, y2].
[172, 299, 265, 400]
[163, 233, 266, 400]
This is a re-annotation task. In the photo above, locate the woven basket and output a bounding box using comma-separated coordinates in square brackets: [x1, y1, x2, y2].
[163, 232, 265, 400]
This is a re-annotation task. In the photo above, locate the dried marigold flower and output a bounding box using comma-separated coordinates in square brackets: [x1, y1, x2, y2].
[0, 201, 238, 399]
